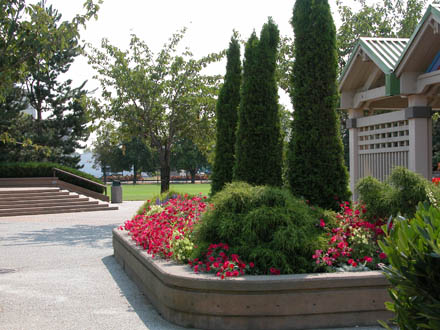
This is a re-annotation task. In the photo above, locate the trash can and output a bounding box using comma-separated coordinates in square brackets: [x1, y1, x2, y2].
[111, 180, 122, 203]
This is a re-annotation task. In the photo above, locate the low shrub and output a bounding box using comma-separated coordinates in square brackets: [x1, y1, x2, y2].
[0, 162, 104, 193]
[356, 166, 440, 220]
[192, 182, 335, 275]
[379, 203, 440, 329]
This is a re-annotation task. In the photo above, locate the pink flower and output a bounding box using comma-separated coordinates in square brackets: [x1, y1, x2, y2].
[364, 256, 373, 263]
[319, 219, 326, 228]
[270, 268, 280, 275]
[379, 252, 387, 260]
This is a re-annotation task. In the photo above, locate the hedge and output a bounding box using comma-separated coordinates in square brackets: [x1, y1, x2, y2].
[0, 162, 105, 194]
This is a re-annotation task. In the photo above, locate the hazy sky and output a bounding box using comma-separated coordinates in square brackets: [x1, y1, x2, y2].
[32, 0, 343, 96]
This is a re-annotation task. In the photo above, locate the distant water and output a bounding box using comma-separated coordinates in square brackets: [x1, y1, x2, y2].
[78, 151, 102, 178]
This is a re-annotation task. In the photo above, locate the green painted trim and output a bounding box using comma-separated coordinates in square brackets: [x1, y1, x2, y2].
[338, 42, 361, 85]
[394, 5, 440, 72]
[385, 73, 400, 96]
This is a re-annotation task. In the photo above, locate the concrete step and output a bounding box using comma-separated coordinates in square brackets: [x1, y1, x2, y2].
[0, 191, 70, 198]
[0, 199, 97, 209]
[0, 188, 60, 194]
[0, 193, 79, 202]
[0, 204, 118, 217]
[0, 186, 118, 216]
[0, 197, 90, 206]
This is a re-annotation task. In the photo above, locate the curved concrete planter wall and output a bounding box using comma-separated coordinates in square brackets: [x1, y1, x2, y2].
[113, 229, 393, 330]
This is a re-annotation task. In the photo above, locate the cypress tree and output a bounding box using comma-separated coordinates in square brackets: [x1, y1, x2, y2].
[211, 35, 241, 195]
[234, 18, 282, 186]
[288, 0, 350, 210]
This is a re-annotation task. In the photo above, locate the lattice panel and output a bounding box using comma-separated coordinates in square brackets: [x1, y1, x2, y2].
[357, 119, 409, 181]
[358, 120, 409, 153]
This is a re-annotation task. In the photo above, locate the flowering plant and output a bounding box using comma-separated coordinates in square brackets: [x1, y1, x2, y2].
[313, 202, 387, 270]
[121, 194, 208, 261]
[189, 243, 256, 279]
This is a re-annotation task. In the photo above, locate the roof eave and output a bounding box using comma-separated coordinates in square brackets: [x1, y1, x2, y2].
[394, 4, 440, 75]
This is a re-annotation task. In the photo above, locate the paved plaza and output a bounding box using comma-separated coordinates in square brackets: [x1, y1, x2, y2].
[0, 201, 389, 330]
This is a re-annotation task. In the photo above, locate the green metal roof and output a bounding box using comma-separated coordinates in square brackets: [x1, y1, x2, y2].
[394, 4, 440, 72]
[339, 37, 408, 86]
[359, 38, 408, 73]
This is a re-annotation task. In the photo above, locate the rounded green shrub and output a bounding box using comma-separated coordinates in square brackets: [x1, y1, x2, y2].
[192, 182, 334, 274]
[379, 203, 440, 329]
[356, 167, 440, 220]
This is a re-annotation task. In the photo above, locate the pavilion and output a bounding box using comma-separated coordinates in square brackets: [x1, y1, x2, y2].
[339, 4, 440, 198]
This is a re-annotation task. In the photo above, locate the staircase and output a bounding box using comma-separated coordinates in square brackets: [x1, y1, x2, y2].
[0, 188, 118, 217]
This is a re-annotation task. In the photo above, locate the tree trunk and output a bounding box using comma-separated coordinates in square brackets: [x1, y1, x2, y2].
[159, 149, 170, 193]
[133, 163, 137, 185]
[190, 168, 196, 184]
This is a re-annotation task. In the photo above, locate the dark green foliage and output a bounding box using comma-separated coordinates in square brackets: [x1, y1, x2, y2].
[288, 0, 350, 210]
[172, 138, 208, 184]
[193, 182, 334, 274]
[234, 18, 283, 187]
[211, 35, 241, 195]
[432, 116, 440, 170]
[357, 167, 440, 220]
[378, 203, 440, 329]
[0, 3, 92, 169]
[122, 137, 157, 184]
[0, 162, 104, 193]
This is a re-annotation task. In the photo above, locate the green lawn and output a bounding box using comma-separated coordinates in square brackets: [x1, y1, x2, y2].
[107, 183, 211, 201]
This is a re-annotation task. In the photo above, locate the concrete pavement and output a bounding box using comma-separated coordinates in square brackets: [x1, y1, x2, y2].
[0, 201, 390, 330]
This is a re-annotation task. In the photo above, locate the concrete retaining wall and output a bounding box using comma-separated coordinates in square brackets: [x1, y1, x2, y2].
[113, 228, 393, 330]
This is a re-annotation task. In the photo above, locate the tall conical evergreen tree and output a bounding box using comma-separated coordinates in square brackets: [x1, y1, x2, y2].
[211, 35, 241, 195]
[288, 0, 350, 210]
[234, 18, 282, 186]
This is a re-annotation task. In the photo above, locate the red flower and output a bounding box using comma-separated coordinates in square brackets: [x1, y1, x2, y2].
[270, 268, 280, 275]
[319, 219, 326, 228]
[379, 252, 387, 259]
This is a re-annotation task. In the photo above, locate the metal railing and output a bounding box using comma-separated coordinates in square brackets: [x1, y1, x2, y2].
[52, 168, 107, 196]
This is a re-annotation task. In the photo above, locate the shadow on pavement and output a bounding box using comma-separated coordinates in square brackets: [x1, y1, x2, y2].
[2, 224, 117, 248]
[102, 255, 193, 330]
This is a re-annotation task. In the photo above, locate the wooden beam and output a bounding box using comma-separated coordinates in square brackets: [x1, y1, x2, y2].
[361, 67, 382, 91]
[417, 70, 440, 93]
[354, 86, 386, 108]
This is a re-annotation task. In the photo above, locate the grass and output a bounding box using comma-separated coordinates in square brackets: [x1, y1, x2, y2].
[107, 183, 211, 201]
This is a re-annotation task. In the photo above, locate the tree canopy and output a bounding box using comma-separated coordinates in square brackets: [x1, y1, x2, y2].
[0, 0, 101, 167]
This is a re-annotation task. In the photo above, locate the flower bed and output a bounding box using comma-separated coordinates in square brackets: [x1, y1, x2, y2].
[113, 228, 393, 330]
[115, 193, 394, 328]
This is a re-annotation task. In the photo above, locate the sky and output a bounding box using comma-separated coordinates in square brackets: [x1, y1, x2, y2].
[32, 0, 343, 96]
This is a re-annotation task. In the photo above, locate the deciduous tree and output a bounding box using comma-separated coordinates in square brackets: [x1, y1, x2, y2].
[88, 30, 222, 193]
